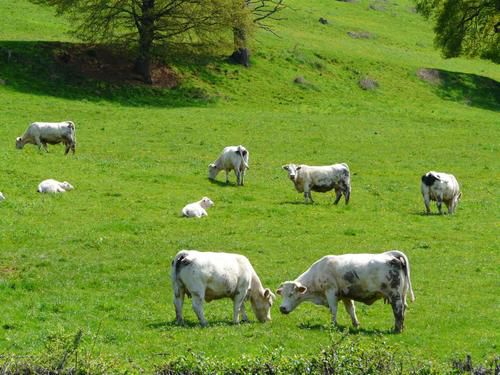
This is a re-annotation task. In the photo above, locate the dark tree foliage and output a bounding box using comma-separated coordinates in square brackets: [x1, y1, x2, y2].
[31, 0, 251, 83]
[416, 0, 500, 63]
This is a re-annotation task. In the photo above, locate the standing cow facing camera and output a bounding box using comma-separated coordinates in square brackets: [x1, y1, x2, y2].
[16, 121, 76, 155]
[208, 145, 249, 186]
[282, 163, 351, 204]
[421, 171, 461, 214]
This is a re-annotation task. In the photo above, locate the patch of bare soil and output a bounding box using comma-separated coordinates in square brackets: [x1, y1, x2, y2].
[347, 31, 374, 39]
[359, 77, 379, 90]
[49, 44, 179, 88]
[417, 68, 441, 85]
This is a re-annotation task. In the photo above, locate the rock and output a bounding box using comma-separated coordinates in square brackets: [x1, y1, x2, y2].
[294, 76, 306, 84]
[417, 68, 441, 85]
[319, 17, 329, 25]
[359, 77, 379, 90]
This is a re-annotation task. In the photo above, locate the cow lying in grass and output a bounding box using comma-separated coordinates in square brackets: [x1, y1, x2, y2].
[37, 179, 74, 193]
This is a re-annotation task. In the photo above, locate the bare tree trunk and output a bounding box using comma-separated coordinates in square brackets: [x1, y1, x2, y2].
[134, 0, 155, 84]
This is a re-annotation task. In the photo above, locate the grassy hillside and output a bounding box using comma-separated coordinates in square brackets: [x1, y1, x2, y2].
[0, 0, 498, 372]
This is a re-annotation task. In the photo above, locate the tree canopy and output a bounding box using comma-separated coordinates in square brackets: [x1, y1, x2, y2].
[31, 0, 253, 83]
[415, 0, 500, 63]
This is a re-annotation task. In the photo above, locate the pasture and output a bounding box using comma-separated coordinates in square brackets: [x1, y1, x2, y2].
[0, 0, 499, 372]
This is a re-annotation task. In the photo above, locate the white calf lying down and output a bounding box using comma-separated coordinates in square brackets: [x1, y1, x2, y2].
[421, 171, 461, 214]
[181, 197, 214, 218]
[209, 145, 249, 186]
[172, 250, 275, 326]
[37, 179, 74, 193]
[16, 121, 76, 155]
[277, 250, 415, 332]
[0, 192, 5, 201]
[282, 163, 351, 204]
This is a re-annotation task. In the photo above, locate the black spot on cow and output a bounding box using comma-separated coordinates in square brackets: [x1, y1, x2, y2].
[421, 173, 439, 186]
[343, 270, 360, 283]
[174, 255, 191, 277]
[386, 269, 401, 289]
[342, 285, 381, 305]
[380, 282, 388, 290]
[311, 182, 337, 192]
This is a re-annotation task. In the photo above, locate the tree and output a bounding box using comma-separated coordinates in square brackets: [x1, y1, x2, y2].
[415, 0, 500, 63]
[31, 0, 251, 83]
[230, 0, 286, 67]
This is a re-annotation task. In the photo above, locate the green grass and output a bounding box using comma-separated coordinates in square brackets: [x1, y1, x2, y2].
[0, 0, 499, 372]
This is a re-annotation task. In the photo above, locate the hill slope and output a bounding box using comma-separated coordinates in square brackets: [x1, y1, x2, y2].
[0, 0, 498, 371]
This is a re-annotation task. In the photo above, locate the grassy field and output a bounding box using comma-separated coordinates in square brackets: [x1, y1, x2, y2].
[0, 0, 499, 372]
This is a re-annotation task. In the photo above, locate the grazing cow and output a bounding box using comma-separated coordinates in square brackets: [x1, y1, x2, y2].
[37, 179, 74, 193]
[172, 250, 275, 326]
[277, 250, 415, 332]
[208, 145, 249, 186]
[16, 121, 76, 155]
[282, 163, 351, 204]
[421, 171, 461, 214]
[0, 192, 4, 201]
[182, 197, 214, 218]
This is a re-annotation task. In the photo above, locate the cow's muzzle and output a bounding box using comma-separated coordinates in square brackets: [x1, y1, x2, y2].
[279, 306, 289, 314]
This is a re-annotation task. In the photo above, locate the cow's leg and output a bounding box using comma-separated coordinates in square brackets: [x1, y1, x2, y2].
[344, 186, 351, 204]
[225, 170, 229, 184]
[342, 299, 359, 328]
[390, 295, 405, 333]
[423, 195, 431, 214]
[232, 291, 247, 324]
[174, 287, 185, 324]
[191, 292, 208, 327]
[71, 142, 76, 154]
[325, 289, 339, 325]
[240, 169, 245, 186]
[436, 194, 443, 214]
[239, 304, 249, 322]
[333, 188, 342, 205]
[34, 137, 44, 152]
[236, 169, 241, 186]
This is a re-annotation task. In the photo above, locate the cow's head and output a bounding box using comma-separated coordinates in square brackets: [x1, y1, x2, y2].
[282, 164, 301, 181]
[208, 163, 218, 180]
[15, 137, 24, 149]
[200, 197, 214, 209]
[251, 288, 275, 322]
[61, 182, 74, 191]
[276, 281, 307, 314]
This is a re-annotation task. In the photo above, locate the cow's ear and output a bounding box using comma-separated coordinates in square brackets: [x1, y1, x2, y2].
[296, 285, 307, 294]
[276, 287, 283, 295]
[296, 166, 302, 170]
[264, 288, 272, 298]
[282, 165, 289, 171]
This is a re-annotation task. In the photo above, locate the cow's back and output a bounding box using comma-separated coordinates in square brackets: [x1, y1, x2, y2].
[173, 250, 252, 301]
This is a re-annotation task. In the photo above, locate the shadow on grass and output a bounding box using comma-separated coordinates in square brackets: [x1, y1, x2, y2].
[148, 319, 256, 330]
[208, 179, 239, 187]
[298, 322, 395, 335]
[427, 68, 500, 112]
[0, 41, 219, 108]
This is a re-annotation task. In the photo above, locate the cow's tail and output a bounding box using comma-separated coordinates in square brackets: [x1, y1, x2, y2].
[171, 251, 191, 291]
[386, 250, 415, 302]
[238, 146, 250, 170]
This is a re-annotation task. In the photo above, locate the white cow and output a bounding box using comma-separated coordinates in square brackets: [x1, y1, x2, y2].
[37, 179, 74, 193]
[282, 163, 351, 204]
[16, 121, 76, 154]
[0, 192, 5, 201]
[181, 197, 214, 218]
[208, 145, 249, 186]
[421, 171, 461, 214]
[172, 250, 275, 326]
[277, 250, 415, 333]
